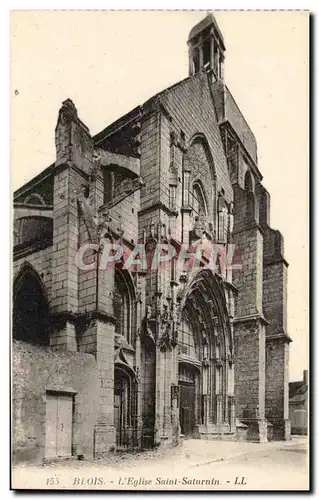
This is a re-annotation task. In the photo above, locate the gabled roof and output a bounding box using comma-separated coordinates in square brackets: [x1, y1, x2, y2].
[93, 106, 142, 146]
[14, 163, 55, 201]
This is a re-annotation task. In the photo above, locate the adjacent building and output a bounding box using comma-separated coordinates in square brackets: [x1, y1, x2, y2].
[289, 370, 308, 435]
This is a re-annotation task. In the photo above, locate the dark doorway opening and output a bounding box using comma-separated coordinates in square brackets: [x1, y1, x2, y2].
[179, 381, 196, 437]
[114, 367, 138, 451]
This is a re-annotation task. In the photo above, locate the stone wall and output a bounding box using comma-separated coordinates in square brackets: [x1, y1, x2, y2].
[12, 340, 99, 463]
[160, 72, 233, 204]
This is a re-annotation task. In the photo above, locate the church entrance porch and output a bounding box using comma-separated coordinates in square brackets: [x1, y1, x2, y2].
[175, 268, 236, 442]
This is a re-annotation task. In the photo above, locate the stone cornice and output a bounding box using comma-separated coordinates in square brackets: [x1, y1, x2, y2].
[264, 257, 289, 268]
[50, 309, 117, 326]
[138, 202, 178, 218]
[233, 313, 270, 326]
[54, 161, 90, 181]
[266, 332, 292, 344]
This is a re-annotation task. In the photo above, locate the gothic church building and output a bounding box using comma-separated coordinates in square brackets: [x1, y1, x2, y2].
[12, 14, 291, 462]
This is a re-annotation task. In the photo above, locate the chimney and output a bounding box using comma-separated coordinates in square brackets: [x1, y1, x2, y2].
[303, 370, 308, 385]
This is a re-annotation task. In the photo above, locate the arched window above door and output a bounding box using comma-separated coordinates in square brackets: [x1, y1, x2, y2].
[178, 309, 197, 358]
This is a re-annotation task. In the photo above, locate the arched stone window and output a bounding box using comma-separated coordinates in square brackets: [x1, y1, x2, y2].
[113, 269, 132, 343]
[13, 264, 50, 345]
[24, 193, 46, 205]
[192, 182, 207, 218]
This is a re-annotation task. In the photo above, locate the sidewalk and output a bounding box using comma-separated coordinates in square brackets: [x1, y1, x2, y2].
[12, 436, 308, 490]
[181, 436, 308, 468]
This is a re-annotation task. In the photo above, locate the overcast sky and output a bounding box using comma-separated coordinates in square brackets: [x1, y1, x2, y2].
[11, 10, 308, 380]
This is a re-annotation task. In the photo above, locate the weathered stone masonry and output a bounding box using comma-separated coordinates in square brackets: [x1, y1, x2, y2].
[12, 13, 291, 462]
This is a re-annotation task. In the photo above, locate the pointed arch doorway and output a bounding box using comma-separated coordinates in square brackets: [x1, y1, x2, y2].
[177, 268, 235, 438]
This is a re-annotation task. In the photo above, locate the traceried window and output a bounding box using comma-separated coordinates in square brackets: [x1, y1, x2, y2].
[179, 310, 197, 358]
[113, 270, 131, 343]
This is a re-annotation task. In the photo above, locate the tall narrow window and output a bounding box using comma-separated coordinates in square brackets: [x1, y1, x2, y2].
[214, 45, 219, 76]
[183, 171, 191, 207]
[113, 270, 131, 343]
[217, 193, 228, 243]
[193, 49, 200, 74]
[169, 185, 177, 211]
[192, 183, 207, 218]
[202, 40, 211, 68]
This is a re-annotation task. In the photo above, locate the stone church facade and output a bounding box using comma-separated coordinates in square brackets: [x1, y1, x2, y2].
[12, 14, 291, 463]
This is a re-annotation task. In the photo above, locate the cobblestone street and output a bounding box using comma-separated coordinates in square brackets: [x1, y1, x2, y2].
[12, 437, 308, 491]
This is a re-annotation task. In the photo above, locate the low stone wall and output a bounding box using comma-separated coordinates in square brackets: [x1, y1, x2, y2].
[12, 340, 99, 463]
